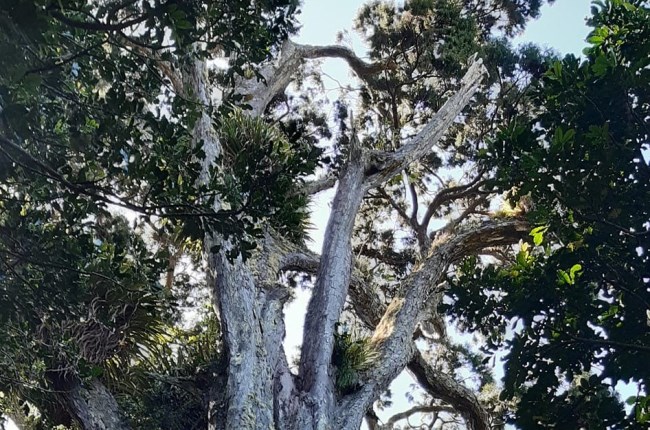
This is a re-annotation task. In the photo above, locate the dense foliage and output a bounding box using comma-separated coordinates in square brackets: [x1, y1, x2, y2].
[448, 0, 650, 427]
[0, 0, 302, 427]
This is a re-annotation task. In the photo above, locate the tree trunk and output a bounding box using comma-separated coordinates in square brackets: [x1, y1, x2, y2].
[61, 378, 129, 430]
[206, 241, 297, 430]
[187, 44, 491, 430]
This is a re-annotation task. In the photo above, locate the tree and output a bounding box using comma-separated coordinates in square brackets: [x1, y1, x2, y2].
[0, 1, 647, 430]
[451, 1, 650, 427]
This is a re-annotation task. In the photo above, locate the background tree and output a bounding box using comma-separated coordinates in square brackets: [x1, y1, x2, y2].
[0, 0, 647, 429]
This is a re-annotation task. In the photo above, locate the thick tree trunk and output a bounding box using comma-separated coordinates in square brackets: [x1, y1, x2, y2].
[61, 378, 129, 430]
[206, 240, 297, 430]
[186, 43, 490, 429]
[296, 140, 368, 429]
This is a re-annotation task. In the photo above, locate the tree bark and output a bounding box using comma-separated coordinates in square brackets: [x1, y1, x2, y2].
[189, 40, 491, 429]
[297, 137, 368, 429]
[61, 378, 130, 430]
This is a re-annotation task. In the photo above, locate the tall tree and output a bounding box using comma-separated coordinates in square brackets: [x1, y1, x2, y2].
[452, 1, 650, 427]
[1, 1, 647, 430]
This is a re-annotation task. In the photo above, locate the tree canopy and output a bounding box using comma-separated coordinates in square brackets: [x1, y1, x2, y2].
[0, 0, 648, 429]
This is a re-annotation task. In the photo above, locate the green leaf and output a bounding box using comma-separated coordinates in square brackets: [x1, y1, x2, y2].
[557, 269, 572, 285]
[530, 226, 548, 246]
[569, 264, 582, 281]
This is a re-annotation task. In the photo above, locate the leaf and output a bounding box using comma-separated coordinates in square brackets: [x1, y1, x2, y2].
[569, 264, 582, 281]
[557, 269, 572, 285]
[530, 225, 548, 246]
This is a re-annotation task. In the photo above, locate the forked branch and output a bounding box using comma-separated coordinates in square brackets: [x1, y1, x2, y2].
[336, 219, 528, 430]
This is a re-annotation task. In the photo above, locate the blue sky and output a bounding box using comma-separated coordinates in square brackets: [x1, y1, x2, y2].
[298, 0, 595, 56]
[514, 0, 594, 55]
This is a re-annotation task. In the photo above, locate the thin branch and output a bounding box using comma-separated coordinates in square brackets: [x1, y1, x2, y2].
[300, 173, 338, 196]
[48, 7, 152, 33]
[300, 44, 393, 79]
[421, 172, 486, 230]
[408, 352, 490, 430]
[566, 333, 650, 354]
[435, 195, 489, 236]
[116, 36, 185, 97]
[25, 38, 108, 75]
[0, 135, 236, 220]
[403, 170, 419, 221]
[0, 248, 132, 292]
[377, 188, 414, 229]
[384, 405, 456, 429]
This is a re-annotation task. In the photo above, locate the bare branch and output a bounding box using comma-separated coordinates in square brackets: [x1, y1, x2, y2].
[403, 170, 419, 221]
[364, 59, 487, 189]
[301, 173, 338, 196]
[376, 188, 416, 230]
[409, 353, 490, 430]
[565, 333, 650, 354]
[421, 172, 487, 231]
[238, 40, 388, 116]
[299, 44, 392, 79]
[336, 219, 528, 430]
[119, 37, 185, 97]
[434, 195, 489, 237]
[384, 404, 456, 429]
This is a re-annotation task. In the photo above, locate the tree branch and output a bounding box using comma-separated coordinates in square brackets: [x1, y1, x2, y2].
[238, 40, 388, 116]
[299, 44, 392, 79]
[565, 333, 650, 354]
[408, 353, 490, 430]
[376, 187, 416, 230]
[118, 36, 184, 96]
[434, 195, 489, 237]
[297, 134, 368, 427]
[300, 173, 338, 196]
[421, 172, 487, 231]
[403, 170, 419, 221]
[271, 220, 525, 430]
[364, 59, 487, 189]
[384, 404, 456, 429]
[336, 219, 528, 430]
[48, 6, 151, 32]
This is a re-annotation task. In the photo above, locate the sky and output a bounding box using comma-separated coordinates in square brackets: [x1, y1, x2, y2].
[2, 1, 596, 429]
[297, 0, 594, 83]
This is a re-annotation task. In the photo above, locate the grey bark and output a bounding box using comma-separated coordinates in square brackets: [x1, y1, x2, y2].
[185, 39, 493, 430]
[62, 378, 129, 430]
[297, 137, 368, 428]
[278, 219, 528, 430]
[409, 353, 491, 430]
